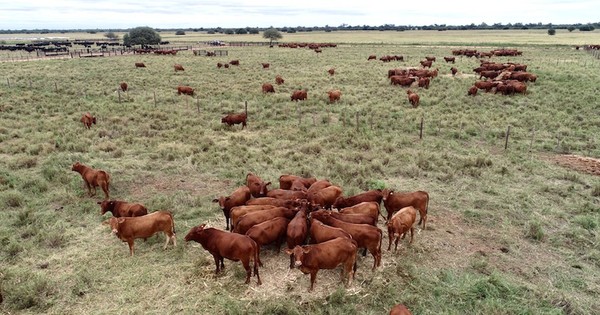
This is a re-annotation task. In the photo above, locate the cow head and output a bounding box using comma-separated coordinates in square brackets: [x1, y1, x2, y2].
[212, 197, 227, 210]
[105, 217, 125, 235]
[71, 161, 83, 172]
[98, 200, 116, 215]
[381, 189, 393, 201]
[284, 245, 310, 268]
[184, 224, 206, 242]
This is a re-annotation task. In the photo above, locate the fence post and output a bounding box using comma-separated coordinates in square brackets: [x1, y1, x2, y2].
[153, 91, 157, 107]
[197, 97, 200, 113]
[6, 78, 9, 88]
[504, 126, 511, 150]
[118, 90, 121, 103]
[419, 116, 424, 139]
[356, 112, 359, 132]
[54, 81, 58, 92]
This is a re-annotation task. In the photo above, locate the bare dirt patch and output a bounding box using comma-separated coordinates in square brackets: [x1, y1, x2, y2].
[545, 154, 600, 176]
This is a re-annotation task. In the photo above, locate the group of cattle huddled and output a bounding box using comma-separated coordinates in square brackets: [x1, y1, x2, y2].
[468, 60, 537, 96]
[69, 162, 428, 296]
[452, 48, 522, 58]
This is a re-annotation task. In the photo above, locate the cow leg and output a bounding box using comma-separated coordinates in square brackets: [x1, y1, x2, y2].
[84, 181, 92, 196]
[387, 233, 393, 251]
[163, 232, 171, 249]
[213, 255, 221, 273]
[289, 253, 295, 269]
[242, 258, 251, 284]
[394, 236, 400, 251]
[409, 227, 414, 245]
[362, 248, 367, 256]
[127, 240, 135, 256]
[309, 271, 318, 292]
[220, 257, 225, 270]
[102, 183, 109, 200]
[257, 248, 263, 267]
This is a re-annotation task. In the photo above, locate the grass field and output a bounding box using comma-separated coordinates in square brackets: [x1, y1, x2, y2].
[0, 30, 599, 314]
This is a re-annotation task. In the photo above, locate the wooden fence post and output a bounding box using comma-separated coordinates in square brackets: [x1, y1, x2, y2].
[504, 126, 511, 150]
[153, 91, 157, 107]
[419, 116, 424, 139]
[356, 112, 359, 132]
[196, 97, 200, 113]
[54, 81, 58, 92]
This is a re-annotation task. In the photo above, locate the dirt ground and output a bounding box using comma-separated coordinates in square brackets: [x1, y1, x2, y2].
[545, 154, 600, 176]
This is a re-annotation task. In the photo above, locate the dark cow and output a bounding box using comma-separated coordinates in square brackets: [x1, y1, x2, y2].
[328, 90, 341, 103]
[479, 70, 499, 80]
[420, 60, 433, 68]
[213, 186, 252, 230]
[177, 86, 194, 96]
[418, 77, 430, 89]
[291, 90, 308, 101]
[184, 224, 261, 285]
[382, 189, 430, 229]
[262, 83, 275, 93]
[443, 56, 455, 63]
[104, 211, 176, 256]
[80, 112, 97, 129]
[286, 208, 309, 268]
[328, 68, 335, 76]
[333, 190, 382, 210]
[261, 63, 270, 69]
[390, 76, 415, 87]
[221, 112, 247, 129]
[407, 90, 420, 108]
[98, 200, 147, 217]
[285, 237, 357, 291]
[246, 217, 290, 266]
[474, 80, 495, 92]
[224, 64, 230, 68]
[279, 175, 317, 190]
[451, 67, 458, 76]
[71, 162, 110, 199]
[468, 85, 478, 96]
[120, 82, 128, 92]
[229, 60, 240, 66]
[246, 173, 270, 198]
[134, 62, 146, 68]
[368, 55, 377, 60]
[275, 75, 285, 85]
[174, 64, 184, 72]
[217, 62, 223, 68]
[425, 56, 436, 62]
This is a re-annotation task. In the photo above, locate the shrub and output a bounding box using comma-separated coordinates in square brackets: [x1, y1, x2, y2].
[526, 220, 545, 241]
[175, 30, 185, 35]
[548, 29, 556, 36]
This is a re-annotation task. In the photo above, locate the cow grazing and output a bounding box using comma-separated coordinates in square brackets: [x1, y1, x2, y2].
[229, 60, 240, 66]
[286, 208, 309, 268]
[389, 304, 413, 315]
[279, 175, 317, 190]
[98, 200, 147, 217]
[285, 237, 357, 291]
[104, 211, 176, 256]
[420, 60, 433, 68]
[134, 62, 146, 68]
[262, 83, 275, 93]
[177, 86, 194, 96]
[425, 56, 436, 62]
[246, 173, 271, 198]
[418, 77, 430, 89]
[444, 56, 456, 63]
[80, 113, 96, 129]
[368, 55, 377, 60]
[407, 90, 420, 108]
[213, 186, 252, 230]
[382, 189, 429, 229]
[71, 162, 110, 199]
[184, 224, 261, 285]
[120, 82, 128, 92]
[275, 75, 285, 85]
[291, 90, 308, 101]
[328, 90, 341, 103]
[451, 67, 458, 76]
[262, 63, 270, 69]
[246, 217, 290, 266]
[224, 64, 230, 68]
[468, 85, 478, 96]
[308, 185, 343, 210]
[174, 64, 184, 72]
[221, 112, 247, 129]
[333, 190, 383, 210]
[387, 206, 417, 251]
[233, 207, 297, 235]
[474, 80, 495, 92]
[309, 218, 353, 244]
[328, 68, 335, 76]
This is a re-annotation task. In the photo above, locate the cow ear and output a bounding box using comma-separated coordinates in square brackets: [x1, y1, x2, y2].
[212, 198, 219, 203]
[302, 247, 311, 254]
[96, 201, 102, 205]
[225, 197, 231, 202]
[284, 248, 293, 255]
[265, 182, 271, 187]
[117, 218, 126, 224]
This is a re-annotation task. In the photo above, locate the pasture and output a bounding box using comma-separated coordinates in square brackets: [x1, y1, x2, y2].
[0, 30, 599, 314]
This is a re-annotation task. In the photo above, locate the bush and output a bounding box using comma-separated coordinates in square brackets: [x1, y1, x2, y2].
[548, 29, 556, 35]
[175, 30, 185, 35]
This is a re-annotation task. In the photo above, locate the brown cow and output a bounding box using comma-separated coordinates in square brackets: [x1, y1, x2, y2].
[290, 179, 308, 192]
[387, 206, 417, 251]
[233, 207, 297, 235]
[174, 64, 184, 72]
[286, 208, 309, 268]
[308, 185, 343, 209]
[246, 217, 290, 266]
[309, 218, 353, 244]
[444, 56, 455, 63]
[217, 62, 223, 68]
[420, 60, 433, 68]
[230, 205, 278, 231]
[262, 83, 275, 93]
[104, 211, 176, 256]
[312, 211, 382, 270]
[468, 85, 478, 96]
[474, 80, 495, 92]
[229, 60, 240, 66]
[184, 224, 261, 285]
[221, 112, 247, 129]
[261, 63, 270, 69]
[451, 67, 458, 76]
[382, 189, 429, 229]
[389, 304, 413, 315]
[279, 175, 317, 190]
[333, 190, 382, 210]
[479, 70, 499, 80]
[98, 200, 147, 217]
[328, 68, 335, 76]
[134, 62, 146, 68]
[120, 82, 128, 92]
[246, 197, 301, 208]
[368, 55, 377, 60]
[266, 189, 308, 200]
[177, 86, 194, 96]
[224, 64, 230, 68]
[418, 77, 430, 89]
[306, 180, 332, 195]
[339, 201, 381, 224]
[213, 186, 252, 230]
[285, 237, 357, 291]
[291, 90, 307, 101]
[407, 90, 420, 108]
[327, 90, 341, 103]
[425, 56, 436, 62]
[275, 75, 285, 85]
[246, 173, 271, 198]
[80, 113, 96, 129]
[390, 76, 415, 87]
[312, 209, 376, 226]
[71, 162, 110, 199]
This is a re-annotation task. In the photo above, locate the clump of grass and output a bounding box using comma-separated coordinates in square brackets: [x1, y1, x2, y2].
[11, 156, 37, 169]
[1, 190, 24, 207]
[573, 215, 598, 231]
[3, 268, 54, 311]
[526, 220, 545, 242]
[592, 184, 600, 197]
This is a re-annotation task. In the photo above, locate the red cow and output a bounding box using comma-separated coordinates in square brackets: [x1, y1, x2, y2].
[308, 185, 343, 209]
[306, 180, 332, 195]
[229, 60, 240, 66]
[184, 224, 261, 285]
[368, 55, 376, 60]
[474, 80, 495, 92]
[71, 162, 110, 199]
[290, 180, 308, 192]
[213, 186, 252, 230]
[230, 205, 277, 231]
[134, 62, 145, 68]
[418, 77, 430, 89]
[262, 83, 275, 93]
[246, 173, 271, 198]
[221, 112, 247, 129]
[468, 86, 478, 96]
[425, 56, 436, 62]
[387, 207, 417, 251]
[104, 211, 176, 256]
[286, 208, 309, 268]
[291, 90, 308, 101]
[285, 237, 357, 291]
[420, 60, 433, 68]
[382, 189, 429, 229]
[275, 75, 285, 85]
[309, 218, 353, 244]
[479, 70, 499, 80]
[451, 67, 458, 76]
[233, 207, 296, 235]
[174, 64, 184, 72]
[328, 90, 341, 103]
[389, 304, 413, 315]
[312, 209, 376, 226]
[278, 175, 317, 190]
[339, 201, 381, 224]
[333, 190, 383, 210]
[246, 197, 301, 208]
[80, 112, 96, 129]
[217, 62, 223, 68]
[177, 86, 194, 96]
[328, 68, 335, 76]
[262, 63, 270, 69]
[120, 82, 128, 92]
[266, 189, 308, 200]
[224, 64, 230, 68]
[407, 90, 420, 108]
[98, 200, 147, 217]
[390, 76, 415, 87]
[444, 56, 455, 63]
[246, 217, 290, 266]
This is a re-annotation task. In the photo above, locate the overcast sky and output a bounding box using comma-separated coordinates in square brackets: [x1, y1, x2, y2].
[0, 0, 598, 30]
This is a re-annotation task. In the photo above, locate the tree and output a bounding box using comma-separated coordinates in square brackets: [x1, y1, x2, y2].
[568, 26, 575, 32]
[123, 26, 161, 46]
[263, 28, 282, 45]
[548, 28, 556, 35]
[175, 30, 186, 35]
[104, 31, 119, 40]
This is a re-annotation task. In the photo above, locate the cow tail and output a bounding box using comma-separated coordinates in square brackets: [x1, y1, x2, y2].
[170, 212, 176, 234]
[378, 229, 383, 254]
[418, 192, 430, 226]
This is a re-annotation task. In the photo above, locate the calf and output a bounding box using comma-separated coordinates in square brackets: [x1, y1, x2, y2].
[184, 224, 261, 285]
[213, 186, 252, 230]
[286, 208, 309, 268]
[327, 90, 341, 103]
[177, 86, 194, 96]
[275, 75, 285, 85]
[120, 82, 128, 92]
[71, 162, 110, 199]
[80, 113, 96, 129]
[246, 217, 290, 266]
[291, 90, 308, 101]
[387, 207, 417, 251]
[246, 173, 271, 198]
[382, 189, 429, 229]
[285, 237, 357, 291]
[333, 190, 382, 209]
[104, 211, 176, 256]
[98, 200, 147, 217]
[407, 90, 420, 108]
[221, 112, 247, 129]
[174, 64, 184, 72]
[134, 62, 145, 68]
[262, 83, 275, 93]
[278, 175, 316, 190]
